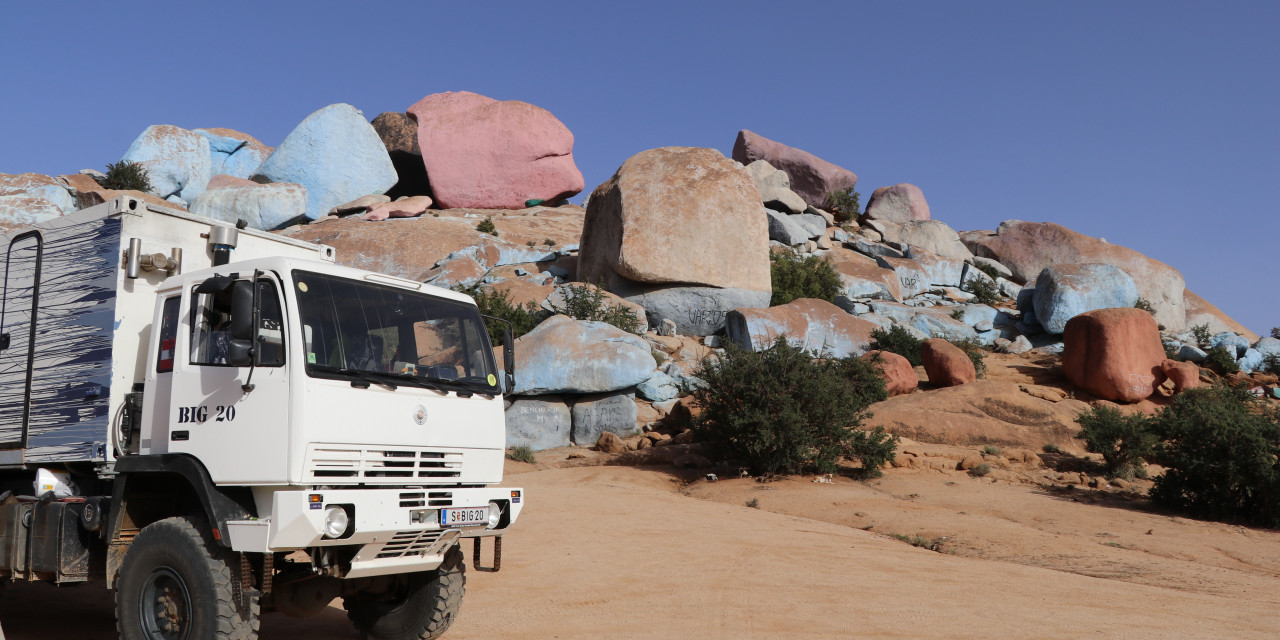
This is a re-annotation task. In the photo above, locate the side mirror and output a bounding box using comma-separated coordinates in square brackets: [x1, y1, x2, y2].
[227, 339, 254, 367]
[230, 281, 255, 341]
[503, 327, 516, 391]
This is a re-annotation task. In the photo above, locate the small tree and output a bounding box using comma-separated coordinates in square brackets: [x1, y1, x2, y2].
[466, 287, 546, 343]
[1203, 346, 1239, 375]
[1075, 405, 1157, 479]
[1190, 323, 1212, 348]
[547, 282, 642, 334]
[690, 337, 890, 476]
[769, 250, 841, 306]
[1134, 298, 1156, 315]
[824, 187, 861, 224]
[870, 324, 922, 367]
[963, 276, 1001, 305]
[99, 160, 153, 193]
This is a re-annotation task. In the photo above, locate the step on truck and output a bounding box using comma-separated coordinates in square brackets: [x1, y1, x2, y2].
[0, 196, 522, 640]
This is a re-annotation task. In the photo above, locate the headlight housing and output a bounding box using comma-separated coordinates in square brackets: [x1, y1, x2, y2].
[323, 506, 351, 539]
[487, 501, 502, 529]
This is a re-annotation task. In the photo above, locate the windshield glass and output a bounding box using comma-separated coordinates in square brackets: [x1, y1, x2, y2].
[292, 270, 498, 391]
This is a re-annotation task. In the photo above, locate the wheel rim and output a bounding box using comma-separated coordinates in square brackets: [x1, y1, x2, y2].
[138, 567, 192, 640]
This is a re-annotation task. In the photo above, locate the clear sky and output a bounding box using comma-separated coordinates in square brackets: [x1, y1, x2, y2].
[2, 1, 1276, 335]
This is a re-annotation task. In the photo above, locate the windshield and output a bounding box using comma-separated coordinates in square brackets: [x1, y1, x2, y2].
[292, 270, 498, 392]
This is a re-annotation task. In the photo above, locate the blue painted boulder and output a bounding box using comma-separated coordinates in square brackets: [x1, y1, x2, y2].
[0, 173, 75, 213]
[121, 125, 212, 203]
[252, 104, 397, 220]
[512, 315, 657, 395]
[188, 182, 307, 230]
[195, 128, 272, 179]
[1033, 263, 1138, 334]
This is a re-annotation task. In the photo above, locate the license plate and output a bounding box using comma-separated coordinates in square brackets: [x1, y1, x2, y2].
[440, 507, 487, 527]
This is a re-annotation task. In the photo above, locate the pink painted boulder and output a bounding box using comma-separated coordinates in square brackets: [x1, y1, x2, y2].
[861, 350, 918, 396]
[361, 195, 434, 221]
[731, 130, 858, 209]
[1062, 308, 1167, 403]
[1161, 358, 1201, 393]
[920, 339, 976, 387]
[407, 91, 584, 209]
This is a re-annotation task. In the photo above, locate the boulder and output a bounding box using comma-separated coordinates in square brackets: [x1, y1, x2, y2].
[194, 128, 271, 180]
[791, 213, 827, 237]
[766, 208, 811, 245]
[725, 298, 878, 358]
[972, 256, 1012, 280]
[875, 256, 930, 299]
[206, 175, 258, 191]
[1254, 337, 1280, 359]
[370, 111, 430, 200]
[484, 278, 555, 309]
[579, 147, 771, 293]
[253, 103, 397, 220]
[637, 371, 679, 403]
[903, 248, 965, 288]
[745, 160, 806, 214]
[619, 284, 770, 336]
[187, 182, 307, 230]
[970, 221, 1186, 331]
[543, 283, 647, 331]
[920, 338, 976, 387]
[512, 315, 657, 395]
[329, 194, 391, 216]
[408, 91, 583, 209]
[847, 238, 903, 260]
[1062, 308, 1167, 403]
[595, 431, 627, 454]
[505, 396, 572, 450]
[731, 130, 858, 209]
[572, 391, 640, 445]
[1160, 359, 1200, 393]
[861, 350, 918, 396]
[362, 195, 434, 221]
[1183, 290, 1258, 342]
[830, 250, 901, 302]
[0, 173, 74, 213]
[0, 195, 63, 229]
[121, 124, 212, 202]
[864, 183, 930, 223]
[898, 220, 972, 261]
[1005, 335, 1033, 354]
[1032, 263, 1139, 334]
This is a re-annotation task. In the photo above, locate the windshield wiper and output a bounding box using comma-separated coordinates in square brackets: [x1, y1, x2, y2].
[309, 366, 399, 390]
[430, 378, 499, 399]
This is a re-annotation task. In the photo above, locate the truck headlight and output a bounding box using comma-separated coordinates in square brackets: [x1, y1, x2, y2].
[323, 506, 350, 538]
[487, 501, 502, 529]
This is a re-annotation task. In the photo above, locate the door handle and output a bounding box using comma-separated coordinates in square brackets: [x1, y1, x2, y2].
[0, 333, 9, 350]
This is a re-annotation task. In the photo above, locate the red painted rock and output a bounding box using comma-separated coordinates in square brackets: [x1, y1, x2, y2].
[579, 147, 770, 292]
[1062, 308, 1167, 403]
[861, 350, 918, 396]
[971, 221, 1186, 331]
[725, 298, 878, 358]
[407, 91, 583, 209]
[864, 183, 931, 223]
[1160, 358, 1201, 393]
[361, 195, 434, 221]
[920, 339, 976, 387]
[731, 130, 858, 209]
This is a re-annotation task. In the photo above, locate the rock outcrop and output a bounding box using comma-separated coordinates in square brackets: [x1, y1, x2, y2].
[195, 128, 271, 180]
[512, 315, 657, 395]
[1062, 308, 1167, 403]
[370, 111, 430, 200]
[187, 182, 306, 230]
[121, 125, 212, 203]
[897, 220, 972, 261]
[505, 396, 572, 450]
[725, 298, 878, 358]
[731, 130, 857, 209]
[744, 160, 806, 214]
[1032, 263, 1139, 334]
[864, 183, 931, 223]
[408, 91, 583, 209]
[1183, 290, 1259, 342]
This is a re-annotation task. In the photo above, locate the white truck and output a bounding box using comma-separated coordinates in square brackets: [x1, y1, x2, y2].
[0, 195, 522, 640]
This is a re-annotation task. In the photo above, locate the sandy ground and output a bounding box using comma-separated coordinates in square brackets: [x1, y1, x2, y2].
[3, 461, 1279, 639]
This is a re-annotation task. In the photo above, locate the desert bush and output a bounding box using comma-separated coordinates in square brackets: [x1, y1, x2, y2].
[1042, 443, 1062, 454]
[745, 498, 760, 508]
[1261, 354, 1280, 376]
[1163, 337, 1181, 360]
[891, 534, 946, 552]
[1147, 385, 1280, 527]
[824, 187, 861, 224]
[963, 275, 1001, 305]
[870, 324, 922, 367]
[969, 463, 991, 477]
[1134, 298, 1156, 315]
[99, 160, 153, 193]
[1203, 346, 1239, 375]
[950, 308, 964, 321]
[1074, 405, 1157, 480]
[982, 445, 1001, 456]
[971, 261, 1002, 281]
[690, 337, 890, 476]
[466, 287, 547, 343]
[1191, 323, 1212, 348]
[476, 217, 498, 236]
[506, 445, 537, 464]
[949, 338, 987, 379]
[547, 282, 642, 334]
[845, 426, 899, 478]
[769, 250, 841, 306]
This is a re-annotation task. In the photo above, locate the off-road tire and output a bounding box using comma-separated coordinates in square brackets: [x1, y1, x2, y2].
[115, 516, 260, 640]
[344, 544, 466, 640]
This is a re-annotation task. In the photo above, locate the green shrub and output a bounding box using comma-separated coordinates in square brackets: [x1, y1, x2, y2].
[870, 324, 922, 367]
[845, 426, 899, 478]
[949, 338, 987, 379]
[1134, 298, 1156, 315]
[100, 160, 153, 192]
[824, 187, 861, 224]
[1262, 354, 1280, 376]
[476, 217, 498, 236]
[547, 282, 642, 334]
[963, 276, 1001, 305]
[542, 238, 556, 247]
[891, 533, 945, 552]
[690, 337, 890, 476]
[1074, 405, 1157, 480]
[1272, 327, 1280, 340]
[1191, 323, 1211, 348]
[466, 287, 546, 343]
[745, 498, 760, 508]
[1042, 443, 1062, 454]
[1203, 346, 1239, 375]
[982, 445, 1001, 456]
[1163, 337, 1181, 360]
[506, 445, 537, 464]
[972, 261, 1002, 281]
[1148, 385, 1280, 527]
[970, 463, 991, 477]
[769, 250, 841, 306]
[950, 308, 964, 321]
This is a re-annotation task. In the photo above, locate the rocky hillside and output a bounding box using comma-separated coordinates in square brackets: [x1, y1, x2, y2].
[3, 90, 1277, 459]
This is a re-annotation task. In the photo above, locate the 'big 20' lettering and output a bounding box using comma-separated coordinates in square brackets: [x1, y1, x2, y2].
[176, 405, 237, 424]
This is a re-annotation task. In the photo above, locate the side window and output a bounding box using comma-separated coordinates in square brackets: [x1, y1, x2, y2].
[156, 297, 179, 373]
[189, 279, 285, 367]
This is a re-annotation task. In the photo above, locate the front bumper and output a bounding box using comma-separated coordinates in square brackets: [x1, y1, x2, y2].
[225, 486, 523, 578]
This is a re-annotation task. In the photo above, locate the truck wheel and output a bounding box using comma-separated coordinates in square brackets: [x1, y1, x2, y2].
[344, 544, 466, 640]
[115, 516, 260, 640]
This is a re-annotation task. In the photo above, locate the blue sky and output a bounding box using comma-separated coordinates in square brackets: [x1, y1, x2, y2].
[2, 1, 1276, 334]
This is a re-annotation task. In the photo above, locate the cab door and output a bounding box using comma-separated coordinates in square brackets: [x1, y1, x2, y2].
[166, 274, 291, 484]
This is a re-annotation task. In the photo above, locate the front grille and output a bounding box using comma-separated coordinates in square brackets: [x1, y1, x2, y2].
[376, 530, 443, 559]
[305, 446, 463, 484]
